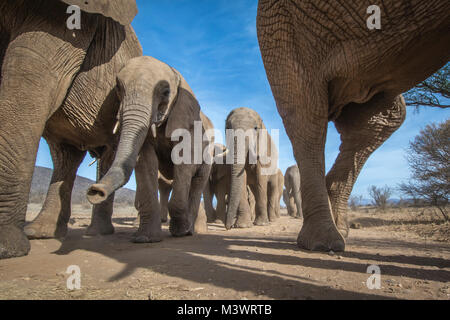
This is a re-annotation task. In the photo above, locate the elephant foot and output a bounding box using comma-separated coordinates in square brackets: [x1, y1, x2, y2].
[297, 217, 345, 252]
[234, 215, 253, 229]
[234, 221, 253, 229]
[335, 213, 350, 239]
[0, 225, 31, 259]
[169, 217, 192, 237]
[24, 216, 68, 239]
[269, 215, 278, 222]
[253, 217, 270, 226]
[133, 214, 163, 243]
[132, 230, 162, 243]
[85, 220, 114, 237]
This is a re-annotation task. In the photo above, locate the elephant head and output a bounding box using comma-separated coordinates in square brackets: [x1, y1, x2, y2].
[87, 56, 196, 204]
[224, 107, 277, 229]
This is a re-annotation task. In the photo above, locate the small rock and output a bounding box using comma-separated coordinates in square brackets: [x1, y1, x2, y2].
[350, 223, 362, 229]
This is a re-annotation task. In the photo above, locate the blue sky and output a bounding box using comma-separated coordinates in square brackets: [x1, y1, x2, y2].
[36, 0, 449, 199]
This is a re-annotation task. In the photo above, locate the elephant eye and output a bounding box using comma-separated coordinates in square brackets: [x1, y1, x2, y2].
[254, 127, 258, 131]
[163, 89, 170, 97]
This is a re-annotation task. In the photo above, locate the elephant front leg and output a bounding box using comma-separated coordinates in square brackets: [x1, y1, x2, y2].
[168, 166, 193, 237]
[0, 23, 93, 258]
[133, 144, 162, 243]
[251, 173, 270, 226]
[25, 141, 86, 239]
[267, 176, 279, 222]
[327, 94, 406, 238]
[86, 150, 116, 236]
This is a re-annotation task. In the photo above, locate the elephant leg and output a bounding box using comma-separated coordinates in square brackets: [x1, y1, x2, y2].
[251, 173, 270, 226]
[133, 144, 162, 243]
[293, 189, 303, 219]
[283, 189, 294, 217]
[86, 150, 116, 236]
[268, 69, 344, 250]
[203, 179, 217, 223]
[248, 186, 256, 222]
[0, 16, 95, 258]
[234, 189, 253, 228]
[267, 176, 279, 222]
[215, 184, 227, 224]
[24, 141, 86, 239]
[159, 179, 172, 223]
[326, 93, 406, 238]
[190, 169, 209, 234]
[169, 166, 192, 237]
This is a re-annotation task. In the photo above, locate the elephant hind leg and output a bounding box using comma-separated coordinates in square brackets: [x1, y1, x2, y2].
[327, 93, 406, 238]
[272, 76, 344, 251]
[24, 141, 86, 239]
[189, 167, 211, 234]
[159, 179, 172, 223]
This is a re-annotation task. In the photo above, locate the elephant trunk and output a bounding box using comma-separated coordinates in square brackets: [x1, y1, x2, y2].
[87, 103, 153, 204]
[225, 140, 247, 230]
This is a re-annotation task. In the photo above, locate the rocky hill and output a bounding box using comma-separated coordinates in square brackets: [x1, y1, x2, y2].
[29, 166, 136, 206]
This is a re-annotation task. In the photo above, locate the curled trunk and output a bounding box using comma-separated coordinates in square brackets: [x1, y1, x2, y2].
[87, 105, 151, 204]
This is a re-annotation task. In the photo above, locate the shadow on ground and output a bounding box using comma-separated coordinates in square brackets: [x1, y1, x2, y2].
[48, 219, 450, 300]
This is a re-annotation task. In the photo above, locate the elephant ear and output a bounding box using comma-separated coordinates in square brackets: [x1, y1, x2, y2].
[59, 0, 138, 25]
[165, 81, 201, 139]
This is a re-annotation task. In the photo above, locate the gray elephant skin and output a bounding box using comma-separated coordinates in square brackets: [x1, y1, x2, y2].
[87, 56, 212, 242]
[203, 143, 258, 225]
[0, 0, 141, 259]
[225, 107, 280, 230]
[257, 0, 449, 252]
[283, 165, 302, 219]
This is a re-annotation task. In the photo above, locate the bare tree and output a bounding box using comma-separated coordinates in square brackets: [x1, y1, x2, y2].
[403, 63, 449, 109]
[399, 119, 449, 221]
[368, 185, 393, 211]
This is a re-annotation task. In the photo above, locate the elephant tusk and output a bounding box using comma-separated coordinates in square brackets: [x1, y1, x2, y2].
[113, 121, 120, 135]
[214, 148, 229, 159]
[89, 158, 98, 167]
[151, 123, 157, 139]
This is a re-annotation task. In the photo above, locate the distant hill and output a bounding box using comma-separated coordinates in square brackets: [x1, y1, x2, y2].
[29, 166, 136, 205]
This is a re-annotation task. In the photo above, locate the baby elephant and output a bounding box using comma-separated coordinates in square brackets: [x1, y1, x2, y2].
[87, 56, 213, 242]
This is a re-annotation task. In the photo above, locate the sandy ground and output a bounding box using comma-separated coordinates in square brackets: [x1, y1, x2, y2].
[0, 205, 449, 300]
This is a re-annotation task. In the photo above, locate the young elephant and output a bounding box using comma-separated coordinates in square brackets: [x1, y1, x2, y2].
[283, 165, 302, 218]
[225, 107, 279, 229]
[203, 143, 256, 226]
[87, 56, 213, 242]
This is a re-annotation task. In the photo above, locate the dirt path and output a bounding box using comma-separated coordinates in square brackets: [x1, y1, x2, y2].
[0, 208, 449, 300]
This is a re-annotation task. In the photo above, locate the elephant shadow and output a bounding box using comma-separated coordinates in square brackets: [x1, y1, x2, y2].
[49, 222, 450, 299]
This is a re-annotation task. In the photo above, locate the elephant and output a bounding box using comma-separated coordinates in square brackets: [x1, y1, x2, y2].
[0, 0, 141, 259]
[224, 107, 279, 229]
[203, 143, 257, 225]
[87, 56, 213, 242]
[257, 0, 449, 251]
[283, 165, 302, 219]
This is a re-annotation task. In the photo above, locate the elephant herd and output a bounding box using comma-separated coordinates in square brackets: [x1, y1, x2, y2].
[0, 1, 448, 259]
